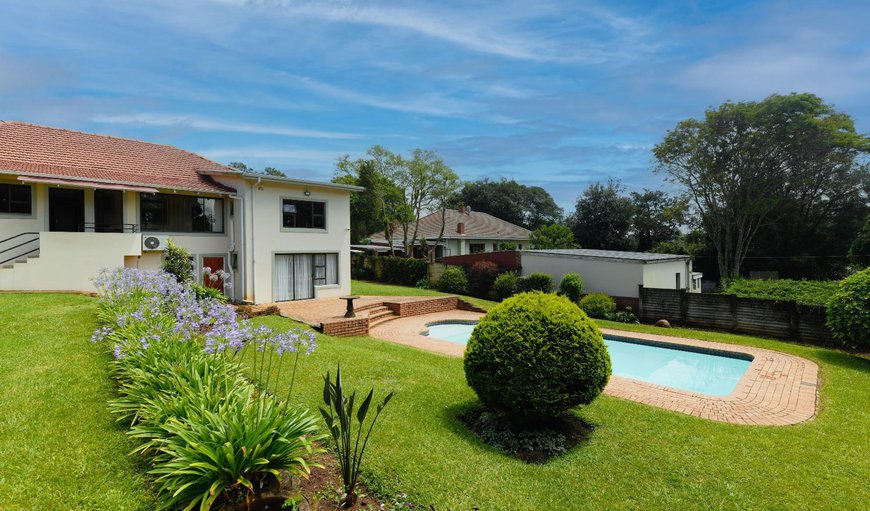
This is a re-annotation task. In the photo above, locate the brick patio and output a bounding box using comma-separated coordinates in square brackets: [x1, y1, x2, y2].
[367, 311, 819, 426]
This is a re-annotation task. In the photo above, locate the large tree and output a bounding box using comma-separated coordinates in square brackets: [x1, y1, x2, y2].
[454, 178, 562, 229]
[630, 190, 688, 252]
[333, 146, 407, 247]
[654, 93, 869, 281]
[568, 180, 635, 250]
[529, 224, 576, 249]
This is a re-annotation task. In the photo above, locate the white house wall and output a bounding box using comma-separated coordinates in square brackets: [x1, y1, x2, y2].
[520, 253, 645, 298]
[224, 178, 352, 303]
[642, 260, 693, 291]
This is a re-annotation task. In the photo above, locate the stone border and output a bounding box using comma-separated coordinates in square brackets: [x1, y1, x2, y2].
[369, 313, 819, 426]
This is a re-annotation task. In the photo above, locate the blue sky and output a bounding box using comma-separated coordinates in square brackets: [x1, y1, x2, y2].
[1, 0, 868, 211]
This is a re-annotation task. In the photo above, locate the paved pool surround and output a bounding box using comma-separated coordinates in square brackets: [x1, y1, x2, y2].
[369, 312, 819, 426]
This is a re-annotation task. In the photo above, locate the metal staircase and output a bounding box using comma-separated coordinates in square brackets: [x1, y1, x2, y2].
[0, 232, 40, 269]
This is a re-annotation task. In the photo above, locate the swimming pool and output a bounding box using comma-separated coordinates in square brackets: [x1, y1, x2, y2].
[423, 322, 752, 396]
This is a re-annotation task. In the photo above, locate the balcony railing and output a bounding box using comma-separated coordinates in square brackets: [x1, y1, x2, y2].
[78, 223, 140, 233]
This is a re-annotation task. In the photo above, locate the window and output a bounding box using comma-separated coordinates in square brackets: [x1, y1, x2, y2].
[140, 193, 224, 233]
[313, 253, 339, 285]
[0, 183, 32, 215]
[282, 199, 325, 229]
[470, 243, 485, 254]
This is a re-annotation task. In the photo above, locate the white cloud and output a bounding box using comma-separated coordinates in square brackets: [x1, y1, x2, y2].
[91, 112, 361, 139]
[197, 146, 344, 162]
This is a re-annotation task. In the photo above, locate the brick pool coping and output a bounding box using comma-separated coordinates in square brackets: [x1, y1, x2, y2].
[368, 312, 819, 426]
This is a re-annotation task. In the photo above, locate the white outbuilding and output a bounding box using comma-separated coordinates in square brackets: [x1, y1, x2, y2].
[519, 249, 701, 308]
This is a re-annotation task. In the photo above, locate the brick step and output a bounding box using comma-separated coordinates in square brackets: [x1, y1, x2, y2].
[369, 314, 399, 328]
[367, 308, 396, 321]
[355, 302, 385, 312]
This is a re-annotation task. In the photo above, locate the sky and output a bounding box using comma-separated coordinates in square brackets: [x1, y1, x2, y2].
[1, 0, 868, 211]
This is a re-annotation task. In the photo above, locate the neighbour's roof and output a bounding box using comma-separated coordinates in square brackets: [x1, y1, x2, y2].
[522, 248, 690, 263]
[0, 121, 237, 193]
[370, 208, 531, 243]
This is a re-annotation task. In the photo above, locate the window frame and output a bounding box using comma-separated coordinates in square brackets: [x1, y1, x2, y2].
[280, 196, 328, 232]
[0, 182, 34, 217]
[139, 192, 225, 234]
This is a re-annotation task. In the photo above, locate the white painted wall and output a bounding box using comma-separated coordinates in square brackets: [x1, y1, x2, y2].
[220, 176, 352, 303]
[520, 253, 645, 298]
[0, 232, 141, 290]
[642, 260, 694, 291]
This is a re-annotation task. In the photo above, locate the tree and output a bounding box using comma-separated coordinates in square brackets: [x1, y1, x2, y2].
[228, 161, 253, 172]
[333, 147, 407, 247]
[630, 190, 688, 252]
[454, 178, 562, 229]
[849, 214, 870, 268]
[654, 93, 869, 281]
[530, 224, 576, 249]
[394, 149, 459, 257]
[568, 181, 634, 250]
[264, 166, 286, 177]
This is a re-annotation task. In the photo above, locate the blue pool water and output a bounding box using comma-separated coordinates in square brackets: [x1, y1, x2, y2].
[424, 323, 751, 396]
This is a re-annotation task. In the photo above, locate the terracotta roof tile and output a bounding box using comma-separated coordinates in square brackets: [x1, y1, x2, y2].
[0, 121, 237, 193]
[370, 208, 531, 242]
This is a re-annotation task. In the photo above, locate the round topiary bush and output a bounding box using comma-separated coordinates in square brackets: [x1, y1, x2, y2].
[437, 266, 470, 295]
[826, 267, 870, 349]
[558, 273, 584, 304]
[464, 292, 611, 418]
[579, 292, 616, 319]
[492, 272, 519, 301]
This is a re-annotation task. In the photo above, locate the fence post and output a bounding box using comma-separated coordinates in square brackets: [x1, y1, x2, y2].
[788, 301, 800, 342]
[680, 289, 688, 325]
[730, 294, 738, 332]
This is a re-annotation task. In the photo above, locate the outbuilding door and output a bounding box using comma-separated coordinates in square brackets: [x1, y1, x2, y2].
[274, 254, 314, 301]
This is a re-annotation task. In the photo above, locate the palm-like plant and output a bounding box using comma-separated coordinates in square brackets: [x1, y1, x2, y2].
[320, 365, 394, 508]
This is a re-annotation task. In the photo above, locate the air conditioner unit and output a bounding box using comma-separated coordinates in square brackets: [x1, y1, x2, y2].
[141, 235, 169, 251]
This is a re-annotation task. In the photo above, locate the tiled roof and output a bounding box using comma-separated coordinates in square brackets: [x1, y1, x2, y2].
[0, 121, 237, 193]
[370, 208, 531, 242]
[523, 249, 690, 262]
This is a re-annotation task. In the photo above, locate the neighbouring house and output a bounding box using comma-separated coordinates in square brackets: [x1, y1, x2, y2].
[0, 121, 362, 303]
[442, 248, 701, 309]
[367, 206, 531, 259]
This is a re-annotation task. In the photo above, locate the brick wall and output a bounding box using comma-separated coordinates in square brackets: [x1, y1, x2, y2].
[322, 317, 369, 337]
[440, 251, 522, 270]
[385, 296, 459, 317]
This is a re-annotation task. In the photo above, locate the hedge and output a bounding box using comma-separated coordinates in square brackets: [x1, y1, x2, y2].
[352, 254, 428, 287]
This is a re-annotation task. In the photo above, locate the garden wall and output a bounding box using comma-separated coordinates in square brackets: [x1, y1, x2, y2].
[440, 251, 522, 270]
[638, 286, 832, 344]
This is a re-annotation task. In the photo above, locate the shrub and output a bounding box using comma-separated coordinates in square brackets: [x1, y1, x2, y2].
[558, 273, 584, 303]
[579, 292, 616, 319]
[161, 239, 193, 282]
[415, 278, 432, 289]
[437, 266, 470, 295]
[190, 282, 227, 302]
[492, 272, 519, 301]
[464, 292, 611, 418]
[468, 260, 500, 298]
[606, 307, 639, 324]
[722, 278, 838, 306]
[353, 255, 428, 286]
[826, 267, 870, 348]
[518, 272, 553, 293]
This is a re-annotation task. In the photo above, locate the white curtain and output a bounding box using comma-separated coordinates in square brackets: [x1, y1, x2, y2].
[274, 254, 293, 301]
[294, 255, 313, 299]
[326, 253, 338, 285]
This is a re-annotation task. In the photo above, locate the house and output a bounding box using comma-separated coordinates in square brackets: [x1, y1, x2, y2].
[0, 121, 362, 303]
[367, 206, 531, 258]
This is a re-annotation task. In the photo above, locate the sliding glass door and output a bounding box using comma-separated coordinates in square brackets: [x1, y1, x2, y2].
[273, 253, 338, 301]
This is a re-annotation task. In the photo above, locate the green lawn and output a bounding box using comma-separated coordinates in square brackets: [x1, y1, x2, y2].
[3, 292, 868, 510]
[0, 294, 154, 511]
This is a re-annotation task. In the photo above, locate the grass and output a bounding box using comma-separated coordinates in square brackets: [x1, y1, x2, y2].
[720, 278, 839, 306]
[246, 315, 870, 510]
[0, 294, 154, 511]
[352, 279, 498, 311]
[4, 291, 868, 510]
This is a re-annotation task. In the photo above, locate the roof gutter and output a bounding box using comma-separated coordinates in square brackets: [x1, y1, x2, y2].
[0, 169, 235, 195]
[199, 169, 365, 193]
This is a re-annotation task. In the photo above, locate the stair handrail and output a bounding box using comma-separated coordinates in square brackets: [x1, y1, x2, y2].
[0, 232, 40, 267]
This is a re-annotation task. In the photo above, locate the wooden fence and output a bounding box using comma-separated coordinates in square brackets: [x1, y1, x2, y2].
[638, 286, 832, 344]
